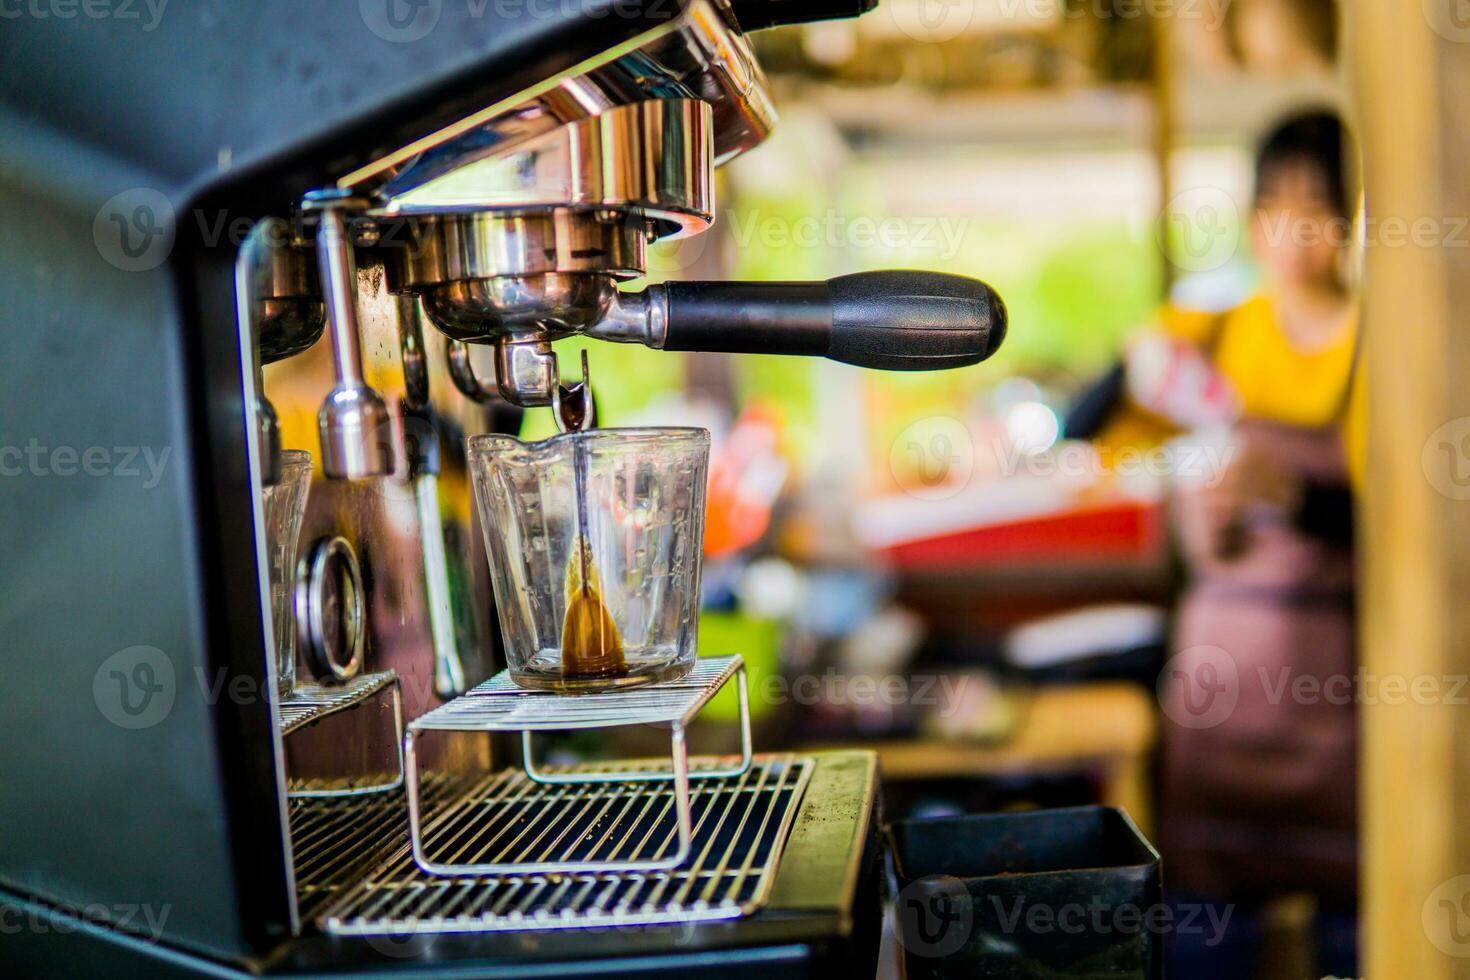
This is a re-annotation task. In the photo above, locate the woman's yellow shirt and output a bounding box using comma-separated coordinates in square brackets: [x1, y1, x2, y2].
[1097, 293, 1365, 487]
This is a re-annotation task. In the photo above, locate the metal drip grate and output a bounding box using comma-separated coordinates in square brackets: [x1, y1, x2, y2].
[404, 656, 753, 872]
[289, 774, 462, 921]
[319, 755, 811, 935]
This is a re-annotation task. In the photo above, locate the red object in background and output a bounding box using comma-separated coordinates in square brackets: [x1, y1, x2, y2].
[704, 404, 790, 559]
[881, 500, 1163, 569]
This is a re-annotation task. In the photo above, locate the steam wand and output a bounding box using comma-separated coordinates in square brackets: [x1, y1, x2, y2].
[305, 192, 394, 480]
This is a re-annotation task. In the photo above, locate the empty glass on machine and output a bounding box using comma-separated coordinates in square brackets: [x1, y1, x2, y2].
[469, 428, 710, 693]
[262, 449, 312, 695]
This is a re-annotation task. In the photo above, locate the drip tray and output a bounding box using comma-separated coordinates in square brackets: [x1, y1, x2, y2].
[315, 755, 812, 936]
[289, 776, 449, 922]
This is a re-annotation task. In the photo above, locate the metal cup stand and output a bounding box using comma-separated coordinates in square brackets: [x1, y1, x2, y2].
[402, 385, 757, 874]
[278, 671, 407, 799]
[404, 655, 753, 875]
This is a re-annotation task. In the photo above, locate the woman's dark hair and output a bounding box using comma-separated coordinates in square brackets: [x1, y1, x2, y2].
[1254, 110, 1351, 218]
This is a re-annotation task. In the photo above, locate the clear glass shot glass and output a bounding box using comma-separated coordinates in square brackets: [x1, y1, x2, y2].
[262, 450, 311, 696]
[469, 427, 710, 693]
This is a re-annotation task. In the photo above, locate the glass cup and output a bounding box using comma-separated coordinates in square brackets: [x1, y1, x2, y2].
[262, 450, 312, 696]
[469, 427, 710, 693]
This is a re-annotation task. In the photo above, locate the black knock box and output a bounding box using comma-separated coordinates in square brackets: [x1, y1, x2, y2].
[887, 806, 1163, 979]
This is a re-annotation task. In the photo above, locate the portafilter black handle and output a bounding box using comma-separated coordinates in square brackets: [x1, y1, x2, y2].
[654, 271, 1007, 371]
[727, 0, 879, 31]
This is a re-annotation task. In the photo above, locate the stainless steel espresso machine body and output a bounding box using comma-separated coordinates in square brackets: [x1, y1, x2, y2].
[0, 2, 1005, 975]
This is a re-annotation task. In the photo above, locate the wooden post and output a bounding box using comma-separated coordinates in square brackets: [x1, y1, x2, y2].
[1348, 1, 1470, 975]
[1151, 6, 1177, 294]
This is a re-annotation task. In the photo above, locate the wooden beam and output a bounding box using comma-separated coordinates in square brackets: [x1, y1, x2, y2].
[1348, 1, 1470, 975]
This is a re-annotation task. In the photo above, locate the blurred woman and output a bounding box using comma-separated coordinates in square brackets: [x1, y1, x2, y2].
[1096, 110, 1362, 976]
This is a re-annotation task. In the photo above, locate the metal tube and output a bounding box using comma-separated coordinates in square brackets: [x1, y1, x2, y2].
[312, 202, 393, 480]
[317, 209, 365, 388]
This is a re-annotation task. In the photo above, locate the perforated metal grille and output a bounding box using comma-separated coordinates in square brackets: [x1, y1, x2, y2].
[318, 755, 810, 935]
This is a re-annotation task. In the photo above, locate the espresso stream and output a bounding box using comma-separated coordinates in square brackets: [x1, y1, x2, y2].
[561, 433, 628, 679]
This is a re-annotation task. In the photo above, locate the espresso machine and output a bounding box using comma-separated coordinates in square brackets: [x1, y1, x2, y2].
[0, 1, 1006, 975]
